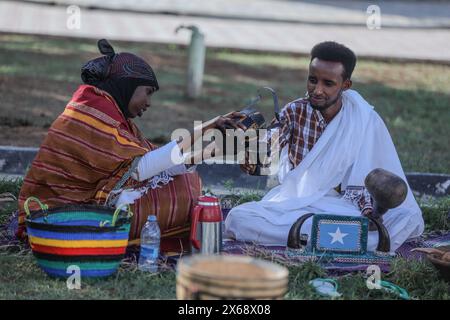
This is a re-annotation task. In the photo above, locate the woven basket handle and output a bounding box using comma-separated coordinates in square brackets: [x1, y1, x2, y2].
[24, 197, 49, 217]
[111, 203, 133, 226]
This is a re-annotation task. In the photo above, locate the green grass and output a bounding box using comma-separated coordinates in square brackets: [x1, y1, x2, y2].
[285, 258, 450, 300]
[0, 179, 448, 300]
[0, 252, 177, 299]
[0, 33, 449, 172]
[418, 197, 450, 232]
[1, 246, 448, 300]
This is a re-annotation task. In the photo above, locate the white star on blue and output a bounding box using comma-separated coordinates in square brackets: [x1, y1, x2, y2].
[318, 222, 361, 251]
[328, 227, 348, 244]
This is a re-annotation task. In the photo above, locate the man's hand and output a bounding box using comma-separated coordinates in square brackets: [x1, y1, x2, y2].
[240, 163, 257, 175]
[240, 150, 257, 175]
[362, 208, 384, 231]
[361, 208, 373, 217]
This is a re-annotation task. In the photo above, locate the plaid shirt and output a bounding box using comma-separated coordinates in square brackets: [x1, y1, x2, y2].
[254, 98, 373, 213]
[276, 98, 327, 166]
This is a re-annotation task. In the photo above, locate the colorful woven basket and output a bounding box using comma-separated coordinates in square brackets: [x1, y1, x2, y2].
[24, 197, 133, 279]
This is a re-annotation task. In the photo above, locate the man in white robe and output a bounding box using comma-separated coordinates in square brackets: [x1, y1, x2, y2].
[224, 41, 424, 252]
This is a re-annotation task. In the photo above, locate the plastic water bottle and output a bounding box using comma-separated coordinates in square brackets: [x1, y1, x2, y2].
[138, 215, 161, 272]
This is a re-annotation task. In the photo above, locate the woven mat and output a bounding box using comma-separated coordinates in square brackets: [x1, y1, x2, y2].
[0, 210, 26, 250]
[124, 233, 450, 274]
[219, 232, 450, 273]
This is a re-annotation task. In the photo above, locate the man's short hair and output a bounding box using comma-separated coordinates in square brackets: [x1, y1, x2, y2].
[310, 41, 357, 80]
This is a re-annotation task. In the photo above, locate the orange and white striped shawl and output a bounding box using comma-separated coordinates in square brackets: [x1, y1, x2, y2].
[18, 85, 201, 240]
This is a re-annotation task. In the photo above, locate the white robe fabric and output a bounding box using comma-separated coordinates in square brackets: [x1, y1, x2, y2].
[224, 90, 424, 252]
[114, 141, 194, 207]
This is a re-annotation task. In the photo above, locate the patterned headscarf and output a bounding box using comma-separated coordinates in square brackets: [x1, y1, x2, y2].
[81, 39, 159, 118]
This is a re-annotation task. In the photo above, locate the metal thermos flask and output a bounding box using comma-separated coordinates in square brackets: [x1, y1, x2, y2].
[190, 195, 223, 254]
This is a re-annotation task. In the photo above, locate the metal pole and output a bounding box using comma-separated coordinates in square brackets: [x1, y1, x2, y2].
[175, 25, 206, 99]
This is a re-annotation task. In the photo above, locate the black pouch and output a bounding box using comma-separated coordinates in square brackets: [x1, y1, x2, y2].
[235, 106, 266, 130]
[218, 87, 284, 164]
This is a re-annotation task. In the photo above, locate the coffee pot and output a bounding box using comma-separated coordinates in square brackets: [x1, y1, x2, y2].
[190, 195, 223, 254]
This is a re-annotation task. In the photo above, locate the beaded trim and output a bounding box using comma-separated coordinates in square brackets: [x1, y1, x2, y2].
[334, 256, 391, 264]
[284, 250, 393, 265]
[146, 170, 173, 189]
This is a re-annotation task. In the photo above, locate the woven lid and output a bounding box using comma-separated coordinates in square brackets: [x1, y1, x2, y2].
[177, 254, 288, 282]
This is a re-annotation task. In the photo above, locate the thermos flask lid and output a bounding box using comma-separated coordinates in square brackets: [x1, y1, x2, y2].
[198, 201, 220, 207]
[195, 195, 223, 223]
[197, 195, 220, 206]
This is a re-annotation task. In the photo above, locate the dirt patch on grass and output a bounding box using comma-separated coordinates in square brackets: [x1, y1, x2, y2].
[0, 35, 303, 147]
[0, 74, 77, 146]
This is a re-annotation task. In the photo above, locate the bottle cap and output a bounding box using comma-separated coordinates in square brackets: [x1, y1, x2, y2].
[147, 215, 157, 222]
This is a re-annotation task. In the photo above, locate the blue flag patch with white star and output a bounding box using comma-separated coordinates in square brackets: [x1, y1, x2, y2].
[310, 214, 369, 254]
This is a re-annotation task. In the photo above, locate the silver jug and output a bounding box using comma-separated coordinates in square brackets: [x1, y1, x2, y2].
[190, 195, 223, 254]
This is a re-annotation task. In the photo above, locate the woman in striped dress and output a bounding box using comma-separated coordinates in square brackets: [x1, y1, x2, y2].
[17, 40, 243, 252]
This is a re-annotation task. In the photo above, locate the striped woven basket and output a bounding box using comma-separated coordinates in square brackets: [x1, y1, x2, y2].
[24, 197, 133, 279]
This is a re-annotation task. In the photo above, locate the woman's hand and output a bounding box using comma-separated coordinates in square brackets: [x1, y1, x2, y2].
[200, 111, 247, 133]
[177, 111, 247, 157]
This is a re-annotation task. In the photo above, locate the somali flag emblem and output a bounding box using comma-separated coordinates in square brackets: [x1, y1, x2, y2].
[313, 216, 366, 253]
